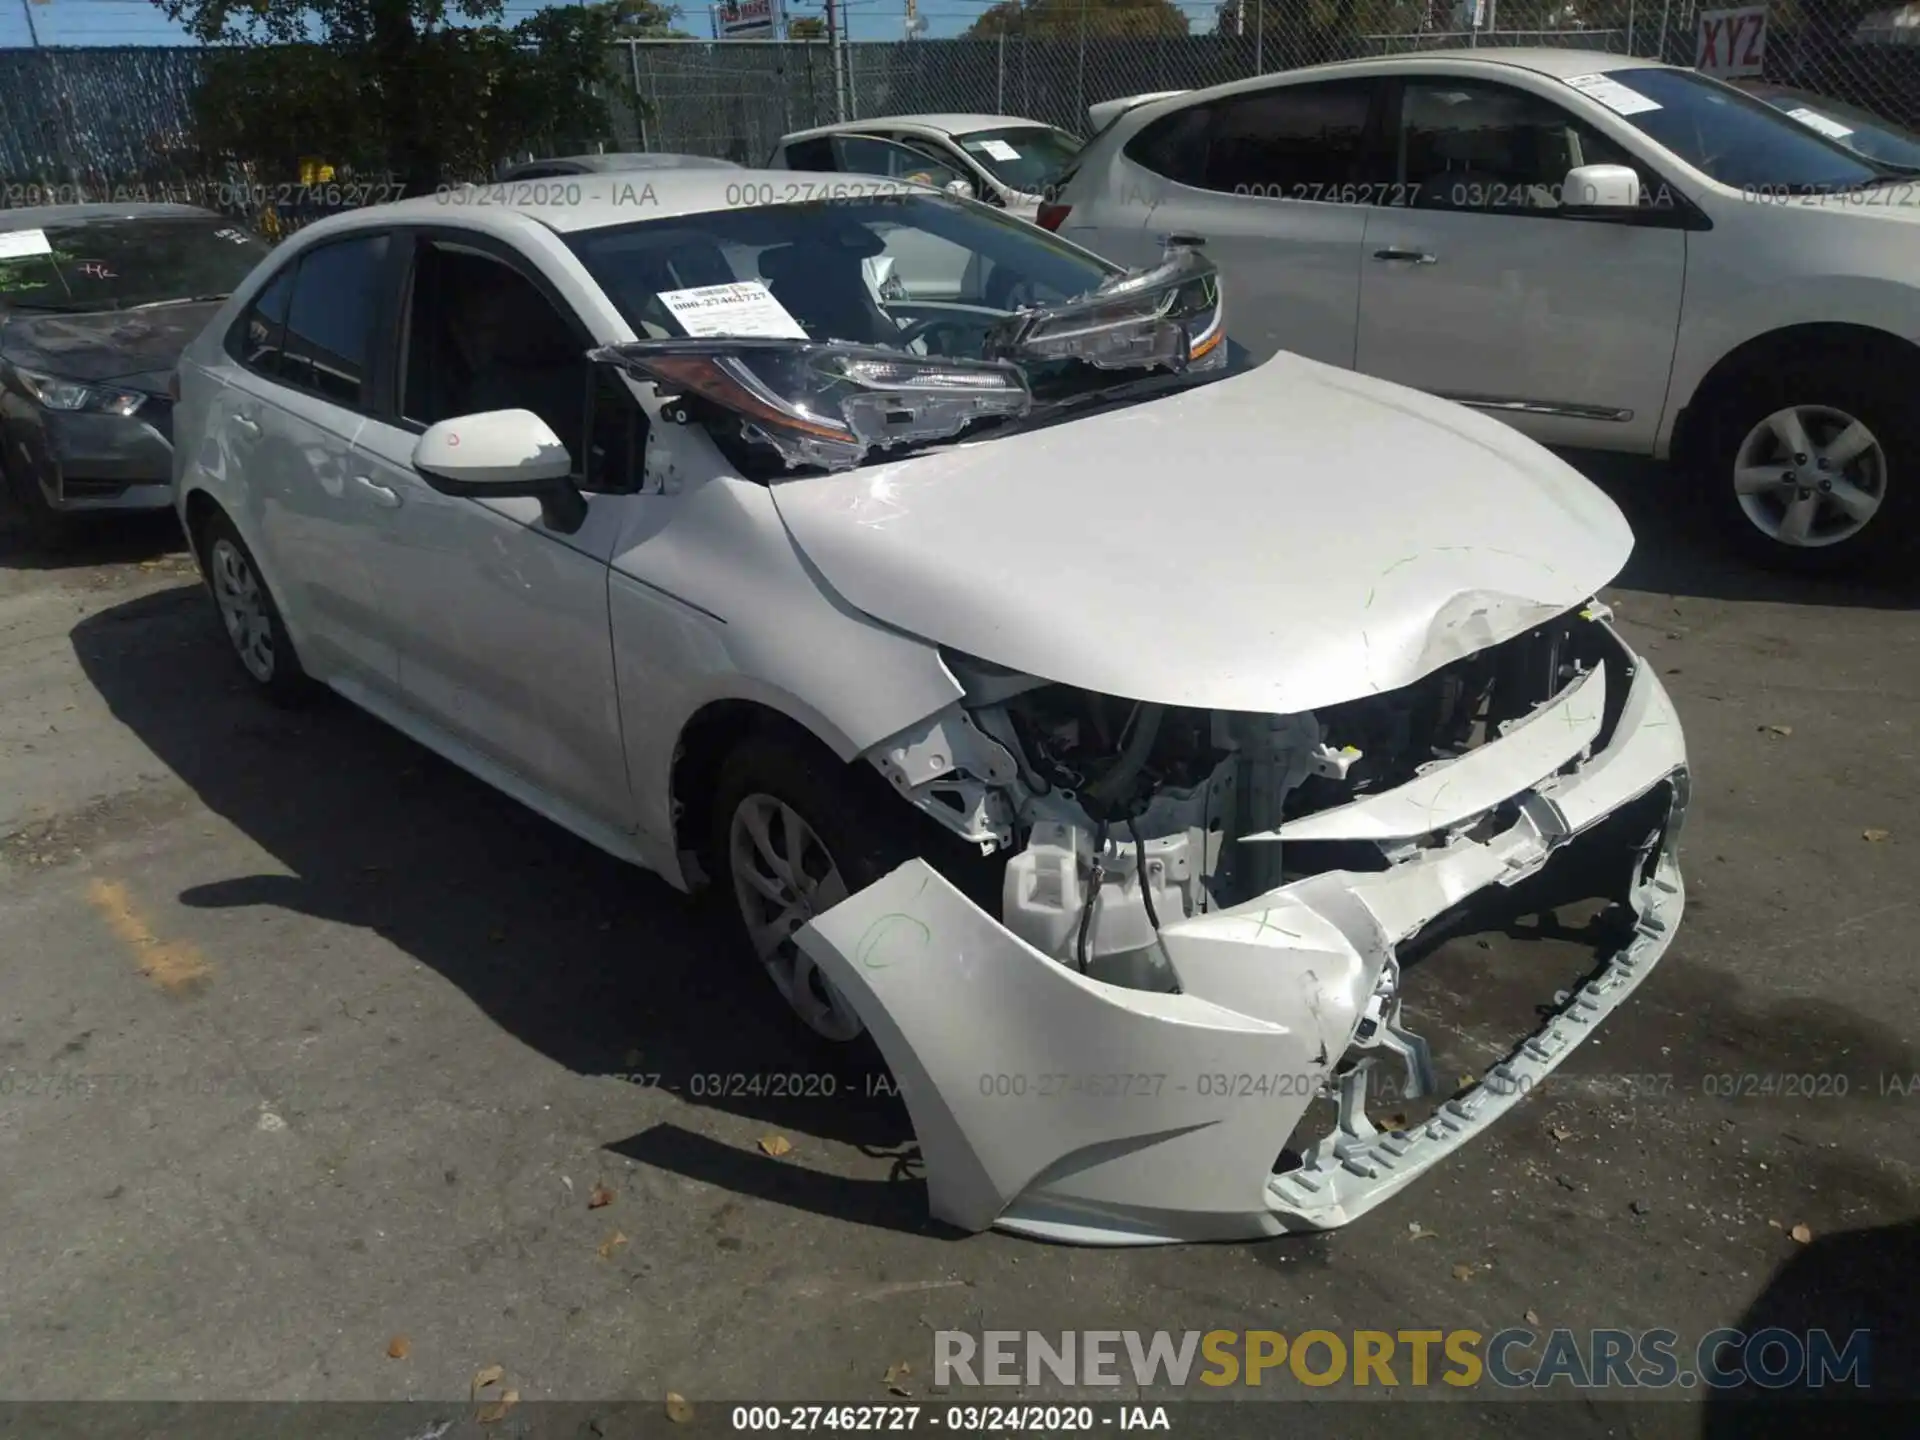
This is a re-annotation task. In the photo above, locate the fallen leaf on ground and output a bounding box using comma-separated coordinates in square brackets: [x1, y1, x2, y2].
[758, 1134, 793, 1158]
[471, 1363, 504, 1398]
[598, 1229, 629, 1259]
[1524, 1309, 1541, 1326]
[1769, 1218, 1784, 1230]
[1452, 1263, 1475, 1282]
[666, 1393, 694, 1422]
[588, 1182, 615, 1209]
[1762, 724, 1793, 738]
[478, 1390, 520, 1424]
[1791, 1223, 1813, 1244]
[1457, 1073, 1476, 1091]
[1383, 1112, 1409, 1130]
[885, 1360, 913, 1395]
[1407, 1221, 1437, 1241]
[1549, 1125, 1573, 1143]
[1863, 828, 1891, 843]
[386, 1335, 411, 1360]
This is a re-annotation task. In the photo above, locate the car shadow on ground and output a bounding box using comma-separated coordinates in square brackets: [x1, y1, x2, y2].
[1698, 1216, 1918, 1433]
[69, 584, 934, 1235]
[1561, 450, 1920, 610]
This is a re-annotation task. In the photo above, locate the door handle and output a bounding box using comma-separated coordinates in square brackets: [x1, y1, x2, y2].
[353, 475, 402, 509]
[231, 412, 260, 434]
[1372, 247, 1438, 265]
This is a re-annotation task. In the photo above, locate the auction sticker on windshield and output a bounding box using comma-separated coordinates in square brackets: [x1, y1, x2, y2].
[975, 139, 1022, 162]
[0, 228, 53, 261]
[1788, 107, 1855, 140]
[657, 281, 808, 340]
[1564, 73, 1663, 117]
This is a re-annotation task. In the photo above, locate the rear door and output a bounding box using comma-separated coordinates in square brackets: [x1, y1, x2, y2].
[1353, 74, 1687, 453]
[1122, 78, 1389, 367]
[219, 232, 401, 693]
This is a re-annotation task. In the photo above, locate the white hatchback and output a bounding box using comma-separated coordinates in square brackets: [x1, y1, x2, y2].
[172, 175, 1687, 1245]
[1051, 49, 1920, 573]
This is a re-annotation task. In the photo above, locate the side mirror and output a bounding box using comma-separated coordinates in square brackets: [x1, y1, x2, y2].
[411, 409, 587, 533]
[943, 177, 975, 200]
[1560, 163, 1642, 214]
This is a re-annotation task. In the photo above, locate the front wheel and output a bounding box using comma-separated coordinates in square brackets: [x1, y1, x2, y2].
[1700, 359, 1918, 574]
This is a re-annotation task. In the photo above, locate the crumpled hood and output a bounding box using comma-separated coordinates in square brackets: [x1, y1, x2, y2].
[0, 301, 219, 387]
[770, 352, 1633, 713]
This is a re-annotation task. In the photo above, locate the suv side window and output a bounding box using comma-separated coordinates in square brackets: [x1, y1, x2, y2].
[1124, 81, 1381, 200]
[783, 137, 836, 172]
[1204, 80, 1380, 198]
[231, 263, 295, 374]
[1398, 79, 1661, 214]
[277, 234, 387, 406]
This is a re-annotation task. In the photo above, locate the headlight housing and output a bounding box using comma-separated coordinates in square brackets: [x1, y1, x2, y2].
[12, 365, 147, 417]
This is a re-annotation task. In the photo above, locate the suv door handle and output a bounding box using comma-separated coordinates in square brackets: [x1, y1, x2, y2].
[353, 474, 402, 509]
[231, 412, 260, 434]
[1372, 247, 1438, 264]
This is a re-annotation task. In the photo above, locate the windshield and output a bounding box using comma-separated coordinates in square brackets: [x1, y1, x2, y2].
[0, 215, 270, 312]
[1748, 85, 1920, 170]
[1579, 68, 1888, 191]
[953, 127, 1085, 194]
[570, 193, 1225, 474]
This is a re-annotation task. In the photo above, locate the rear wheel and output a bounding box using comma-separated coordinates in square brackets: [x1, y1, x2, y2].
[197, 510, 315, 706]
[1699, 356, 1918, 574]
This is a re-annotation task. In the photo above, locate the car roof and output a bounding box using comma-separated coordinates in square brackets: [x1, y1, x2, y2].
[780, 114, 1055, 143]
[285, 169, 939, 241]
[1113, 46, 1676, 119]
[0, 202, 218, 229]
[502, 152, 739, 174]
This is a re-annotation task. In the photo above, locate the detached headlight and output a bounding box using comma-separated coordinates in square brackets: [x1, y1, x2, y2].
[13, 365, 147, 416]
[986, 245, 1227, 373]
[592, 339, 1031, 472]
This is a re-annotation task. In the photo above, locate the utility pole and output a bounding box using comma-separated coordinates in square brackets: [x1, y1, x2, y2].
[20, 0, 42, 47]
[827, 0, 847, 122]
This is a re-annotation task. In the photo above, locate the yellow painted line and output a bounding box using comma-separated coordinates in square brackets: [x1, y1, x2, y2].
[86, 878, 211, 994]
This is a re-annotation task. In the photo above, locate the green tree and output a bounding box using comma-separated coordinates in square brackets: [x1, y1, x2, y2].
[787, 14, 827, 37]
[156, 0, 634, 193]
[967, 0, 1190, 40]
[599, 0, 693, 38]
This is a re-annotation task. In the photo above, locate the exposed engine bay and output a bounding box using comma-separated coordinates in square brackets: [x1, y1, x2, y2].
[874, 604, 1628, 992]
[818, 598, 1686, 1244]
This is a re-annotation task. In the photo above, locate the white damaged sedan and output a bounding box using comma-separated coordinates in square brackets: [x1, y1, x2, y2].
[172, 173, 1688, 1245]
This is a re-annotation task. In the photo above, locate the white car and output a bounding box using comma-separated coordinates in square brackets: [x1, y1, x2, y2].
[1052, 50, 1920, 573]
[769, 114, 1084, 219]
[171, 174, 1688, 1245]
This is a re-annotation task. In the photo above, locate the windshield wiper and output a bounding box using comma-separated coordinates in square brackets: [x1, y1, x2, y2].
[129, 294, 229, 309]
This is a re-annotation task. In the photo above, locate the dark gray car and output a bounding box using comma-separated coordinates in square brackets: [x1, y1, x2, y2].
[0, 204, 272, 545]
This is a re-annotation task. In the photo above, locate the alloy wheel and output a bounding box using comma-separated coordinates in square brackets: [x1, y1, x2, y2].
[1732, 404, 1887, 549]
[210, 537, 275, 683]
[727, 792, 863, 1041]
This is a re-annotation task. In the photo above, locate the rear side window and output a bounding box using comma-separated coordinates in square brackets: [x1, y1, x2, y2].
[233, 264, 295, 374]
[784, 137, 836, 172]
[1203, 81, 1378, 197]
[278, 234, 387, 407]
[1124, 81, 1378, 199]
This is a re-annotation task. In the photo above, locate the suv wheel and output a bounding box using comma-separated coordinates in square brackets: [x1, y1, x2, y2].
[1702, 358, 1918, 574]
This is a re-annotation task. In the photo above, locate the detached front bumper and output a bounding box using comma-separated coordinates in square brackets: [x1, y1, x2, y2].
[797, 633, 1688, 1245]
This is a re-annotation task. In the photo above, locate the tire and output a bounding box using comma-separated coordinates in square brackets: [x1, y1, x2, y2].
[707, 727, 995, 1051]
[1698, 354, 1920, 575]
[195, 509, 316, 706]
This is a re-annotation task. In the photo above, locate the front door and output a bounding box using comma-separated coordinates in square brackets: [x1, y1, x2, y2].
[350, 233, 640, 836]
[1354, 76, 1687, 453]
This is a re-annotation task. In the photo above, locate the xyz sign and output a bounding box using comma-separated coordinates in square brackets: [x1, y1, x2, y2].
[1697, 5, 1768, 79]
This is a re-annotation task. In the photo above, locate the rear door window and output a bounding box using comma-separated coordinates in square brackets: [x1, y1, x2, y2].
[277, 234, 387, 407]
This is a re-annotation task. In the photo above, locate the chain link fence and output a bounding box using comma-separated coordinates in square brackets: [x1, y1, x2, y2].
[8, 10, 1920, 194]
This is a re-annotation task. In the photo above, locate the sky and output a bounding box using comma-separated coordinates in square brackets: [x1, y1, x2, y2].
[0, 0, 1230, 47]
